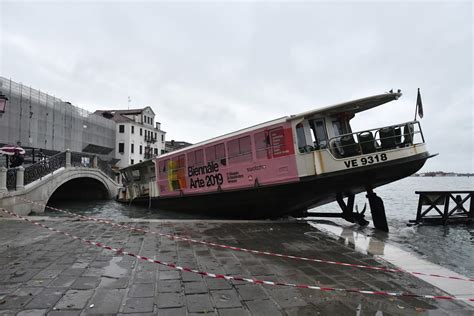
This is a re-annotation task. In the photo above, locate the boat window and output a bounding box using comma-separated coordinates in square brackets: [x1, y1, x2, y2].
[158, 159, 169, 178]
[227, 136, 252, 165]
[132, 169, 140, 181]
[169, 155, 186, 190]
[309, 119, 328, 149]
[296, 123, 307, 149]
[205, 143, 227, 166]
[187, 149, 204, 167]
[254, 131, 271, 160]
[332, 120, 344, 137]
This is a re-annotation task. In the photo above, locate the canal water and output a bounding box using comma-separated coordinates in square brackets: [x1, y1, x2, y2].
[47, 176, 473, 277]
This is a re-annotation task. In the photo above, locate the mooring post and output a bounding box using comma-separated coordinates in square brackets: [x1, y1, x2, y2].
[65, 149, 71, 168]
[366, 189, 389, 232]
[92, 156, 98, 169]
[0, 167, 7, 194]
[16, 166, 24, 190]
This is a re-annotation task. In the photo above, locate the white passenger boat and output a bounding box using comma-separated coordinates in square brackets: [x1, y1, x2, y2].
[118, 90, 434, 231]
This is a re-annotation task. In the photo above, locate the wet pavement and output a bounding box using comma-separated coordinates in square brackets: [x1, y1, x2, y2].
[0, 216, 472, 315]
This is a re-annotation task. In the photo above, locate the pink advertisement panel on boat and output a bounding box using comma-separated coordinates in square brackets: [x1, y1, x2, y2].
[156, 122, 299, 196]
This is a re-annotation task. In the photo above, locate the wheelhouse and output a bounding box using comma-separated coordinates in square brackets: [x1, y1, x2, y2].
[289, 91, 426, 177]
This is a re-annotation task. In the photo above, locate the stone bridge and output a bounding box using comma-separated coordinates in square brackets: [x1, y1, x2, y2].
[0, 150, 120, 215]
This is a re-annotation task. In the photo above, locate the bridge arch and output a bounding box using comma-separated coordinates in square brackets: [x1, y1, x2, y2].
[48, 176, 110, 203]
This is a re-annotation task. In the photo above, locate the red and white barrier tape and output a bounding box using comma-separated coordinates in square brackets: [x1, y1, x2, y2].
[16, 196, 474, 283]
[1, 207, 472, 303]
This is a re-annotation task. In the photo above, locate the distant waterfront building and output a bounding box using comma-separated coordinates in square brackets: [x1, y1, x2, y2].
[165, 140, 192, 153]
[95, 107, 166, 168]
[0, 77, 116, 160]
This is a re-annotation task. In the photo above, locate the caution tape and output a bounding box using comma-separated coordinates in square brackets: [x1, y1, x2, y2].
[1, 207, 472, 303]
[15, 196, 474, 283]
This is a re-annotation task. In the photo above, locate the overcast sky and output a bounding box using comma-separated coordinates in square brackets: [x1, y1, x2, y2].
[1, 1, 472, 172]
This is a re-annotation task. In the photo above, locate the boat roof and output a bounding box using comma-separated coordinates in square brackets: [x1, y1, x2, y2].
[287, 91, 402, 121]
[120, 159, 154, 172]
[157, 91, 402, 158]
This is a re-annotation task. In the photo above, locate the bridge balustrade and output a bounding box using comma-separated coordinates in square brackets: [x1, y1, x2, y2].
[24, 152, 66, 186]
[0, 150, 117, 192]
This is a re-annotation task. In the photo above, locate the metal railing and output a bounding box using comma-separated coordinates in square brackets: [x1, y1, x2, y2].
[24, 152, 66, 185]
[327, 121, 424, 159]
[97, 158, 116, 179]
[71, 151, 94, 168]
[6, 169, 17, 190]
[144, 135, 157, 143]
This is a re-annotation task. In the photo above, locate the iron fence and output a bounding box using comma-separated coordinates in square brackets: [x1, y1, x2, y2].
[97, 158, 116, 179]
[71, 151, 95, 168]
[24, 152, 66, 185]
[6, 169, 16, 190]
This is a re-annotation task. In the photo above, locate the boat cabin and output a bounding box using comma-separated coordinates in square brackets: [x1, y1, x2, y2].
[289, 91, 425, 177]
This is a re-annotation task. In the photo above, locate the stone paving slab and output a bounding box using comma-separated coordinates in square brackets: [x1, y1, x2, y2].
[0, 217, 472, 315]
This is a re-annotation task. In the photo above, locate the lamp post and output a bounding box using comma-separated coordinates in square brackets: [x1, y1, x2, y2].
[0, 92, 8, 115]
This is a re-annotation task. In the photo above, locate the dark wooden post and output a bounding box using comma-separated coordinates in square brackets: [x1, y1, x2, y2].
[469, 192, 474, 220]
[416, 193, 423, 222]
[443, 193, 450, 225]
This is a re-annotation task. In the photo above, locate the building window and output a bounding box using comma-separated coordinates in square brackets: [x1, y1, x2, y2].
[131, 144, 134, 153]
[119, 125, 125, 133]
[131, 159, 134, 165]
[154, 148, 158, 155]
[161, 149, 165, 154]
[131, 126, 134, 134]
[140, 128, 142, 136]
[161, 134, 164, 142]
[154, 132, 157, 139]
[143, 116, 146, 124]
[139, 145, 142, 154]
[118, 142, 125, 153]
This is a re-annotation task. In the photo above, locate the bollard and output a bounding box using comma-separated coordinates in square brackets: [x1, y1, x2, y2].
[0, 167, 7, 193]
[16, 166, 24, 189]
[65, 149, 71, 168]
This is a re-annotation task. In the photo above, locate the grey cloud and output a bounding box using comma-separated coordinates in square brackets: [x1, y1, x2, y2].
[1, 1, 472, 171]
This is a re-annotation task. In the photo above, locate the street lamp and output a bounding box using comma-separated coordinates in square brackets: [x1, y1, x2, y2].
[0, 92, 8, 114]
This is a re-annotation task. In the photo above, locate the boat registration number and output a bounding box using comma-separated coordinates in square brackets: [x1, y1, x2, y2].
[343, 153, 388, 168]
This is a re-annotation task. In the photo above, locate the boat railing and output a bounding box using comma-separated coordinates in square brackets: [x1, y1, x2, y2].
[327, 121, 424, 159]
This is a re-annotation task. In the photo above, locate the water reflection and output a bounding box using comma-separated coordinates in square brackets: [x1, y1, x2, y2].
[308, 176, 474, 277]
[310, 222, 387, 256]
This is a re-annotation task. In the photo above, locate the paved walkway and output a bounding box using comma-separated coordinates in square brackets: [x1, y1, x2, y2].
[0, 216, 472, 315]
